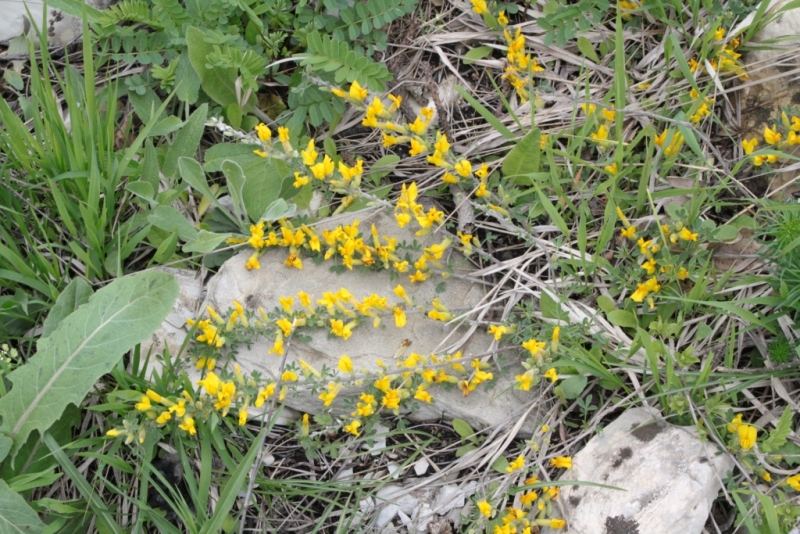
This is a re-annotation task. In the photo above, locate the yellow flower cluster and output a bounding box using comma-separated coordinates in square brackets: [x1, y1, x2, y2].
[582, 103, 617, 151]
[741, 112, 800, 167]
[616, 208, 695, 308]
[687, 28, 747, 81]
[502, 27, 545, 103]
[727, 414, 758, 450]
[109, 388, 197, 442]
[688, 88, 715, 124]
[654, 129, 684, 157]
[476, 468, 569, 531]
[514, 327, 561, 391]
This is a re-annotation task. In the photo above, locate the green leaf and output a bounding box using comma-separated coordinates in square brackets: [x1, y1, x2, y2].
[163, 104, 208, 180]
[148, 206, 200, 242]
[576, 36, 600, 63]
[175, 51, 201, 104]
[454, 85, 514, 140]
[491, 456, 510, 474]
[126, 181, 156, 203]
[502, 128, 541, 177]
[712, 224, 739, 242]
[455, 444, 477, 458]
[186, 26, 239, 108]
[0, 479, 46, 534]
[557, 374, 588, 400]
[179, 157, 217, 204]
[368, 154, 400, 185]
[221, 160, 247, 224]
[762, 406, 793, 452]
[452, 419, 474, 440]
[148, 116, 185, 137]
[183, 231, 233, 254]
[596, 295, 616, 314]
[607, 310, 638, 328]
[261, 198, 296, 222]
[0, 272, 178, 459]
[539, 291, 561, 319]
[463, 46, 493, 65]
[40, 278, 93, 341]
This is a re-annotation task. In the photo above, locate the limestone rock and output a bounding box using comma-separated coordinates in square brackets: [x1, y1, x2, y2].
[201, 207, 540, 434]
[0, 0, 111, 45]
[141, 267, 204, 359]
[542, 407, 733, 534]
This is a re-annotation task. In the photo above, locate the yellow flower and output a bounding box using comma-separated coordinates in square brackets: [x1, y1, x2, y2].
[344, 420, 361, 436]
[498, 11, 508, 26]
[281, 371, 298, 382]
[580, 103, 596, 116]
[454, 159, 472, 177]
[238, 407, 248, 426]
[409, 138, 426, 156]
[679, 227, 698, 242]
[276, 317, 293, 337]
[106, 428, 121, 437]
[677, 266, 690, 280]
[414, 385, 433, 403]
[714, 27, 726, 41]
[301, 139, 318, 166]
[507, 454, 525, 473]
[245, 254, 260, 270]
[477, 500, 492, 518]
[602, 108, 616, 123]
[605, 162, 618, 175]
[318, 381, 342, 407]
[544, 368, 558, 382]
[738, 424, 757, 450]
[761, 472, 772, 482]
[549, 519, 567, 529]
[197, 372, 222, 395]
[381, 388, 402, 410]
[475, 182, 489, 198]
[641, 258, 657, 275]
[516, 372, 534, 391]
[268, 333, 284, 355]
[278, 127, 290, 143]
[374, 376, 392, 393]
[470, 0, 487, 13]
[786, 475, 800, 491]
[293, 172, 309, 188]
[156, 411, 171, 424]
[394, 306, 406, 328]
[337, 355, 354, 374]
[764, 125, 782, 145]
[488, 325, 508, 340]
[620, 225, 636, 239]
[475, 163, 490, 179]
[522, 339, 546, 357]
[311, 155, 335, 179]
[741, 137, 758, 155]
[409, 270, 428, 283]
[179, 416, 196, 435]
[330, 319, 353, 340]
[520, 491, 538, 507]
[301, 413, 310, 436]
[550, 456, 572, 469]
[348, 80, 368, 101]
[255, 123, 272, 142]
[590, 125, 610, 146]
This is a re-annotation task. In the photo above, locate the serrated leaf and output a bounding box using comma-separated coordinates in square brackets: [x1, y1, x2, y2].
[40, 278, 93, 341]
[607, 310, 638, 328]
[503, 128, 541, 177]
[452, 419, 474, 440]
[762, 406, 793, 452]
[558, 374, 588, 400]
[0, 272, 178, 459]
[463, 46, 493, 65]
[0, 479, 46, 534]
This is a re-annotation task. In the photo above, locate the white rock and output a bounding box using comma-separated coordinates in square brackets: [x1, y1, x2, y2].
[413, 458, 430, 476]
[0, 0, 111, 45]
[386, 461, 404, 479]
[141, 267, 203, 359]
[375, 503, 400, 528]
[200, 208, 539, 434]
[542, 407, 734, 534]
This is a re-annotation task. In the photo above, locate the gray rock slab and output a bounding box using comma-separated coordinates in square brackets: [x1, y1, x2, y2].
[1, 0, 111, 45]
[200, 207, 540, 434]
[542, 406, 733, 534]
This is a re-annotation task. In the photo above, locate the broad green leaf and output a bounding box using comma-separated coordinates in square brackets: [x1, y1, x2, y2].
[539, 291, 561, 319]
[762, 406, 793, 452]
[148, 116, 185, 137]
[0, 272, 178, 458]
[163, 104, 208, 180]
[502, 128, 541, 178]
[491, 456, 510, 474]
[40, 277, 93, 341]
[558, 374, 588, 400]
[712, 224, 739, 242]
[607, 310, 638, 328]
[183, 231, 233, 254]
[175, 51, 201, 104]
[126, 181, 156, 203]
[576, 36, 600, 63]
[596, 295, 616, 314]
[148, 206, 200, 242]
[186, 26, 238, 108]
[0, 479, 46, 534]
[452, 419, 474, 440]
[368, 154, 400, 186]
[179, 157, 217, 205]
[261, 198, 296, 222]
[221, 160, 246, 224]
[463, 46, 493, 64]
[455, 444, 477, 458]
[0, 437, 10, 464]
